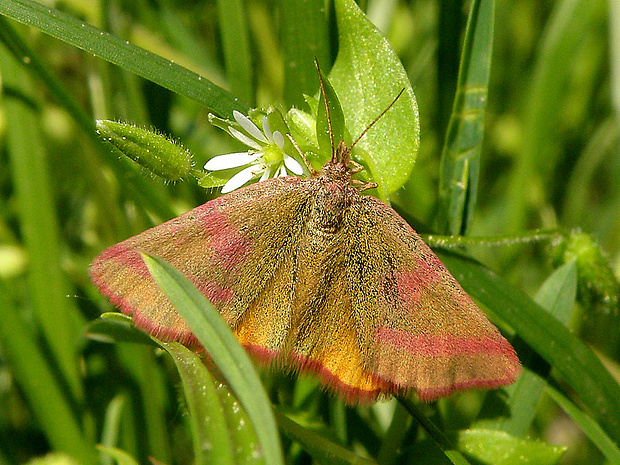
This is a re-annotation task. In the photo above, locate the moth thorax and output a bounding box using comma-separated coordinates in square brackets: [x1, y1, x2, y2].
[309, 181, 352, 234]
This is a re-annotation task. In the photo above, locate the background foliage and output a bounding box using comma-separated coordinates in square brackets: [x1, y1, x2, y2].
[0, 0, 618, 464]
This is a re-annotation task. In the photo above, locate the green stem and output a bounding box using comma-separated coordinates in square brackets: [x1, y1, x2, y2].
[424, 229, 562, 248]
[397, 397, 472, 465]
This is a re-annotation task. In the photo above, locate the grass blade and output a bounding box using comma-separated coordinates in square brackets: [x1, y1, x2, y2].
[0, 281, 96, 464]
[163, 342, 242, 465]
[476, 260, 578, 435]
[142, 253, 284, 465]
[438, 251, 620, 444]
[0, 0, 246, 117]
[1, 39, 84, 400]
[216, 0, 253, 105]
[547, 385, 620, 464]
[279, 0, 330, 108]
[436, 0, 494, 235]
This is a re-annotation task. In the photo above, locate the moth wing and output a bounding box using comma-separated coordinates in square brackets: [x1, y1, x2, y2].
[346, 198, 520, 402]
[90, 177, 311, 346]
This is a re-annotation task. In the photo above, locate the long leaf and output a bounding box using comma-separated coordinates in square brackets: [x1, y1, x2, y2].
[0, 38, 84, 400]
[476, 260, 578, 435]
[279, 0, 330, 108]
[164, 342, 247, 465]
[436, 0, 494, 235]
[0, 0, 247, 117]
[547, 385, 620, 464]
[0, 281, 97, 464]
[141, 253, 284, 465]
[438, 251, 620, 444]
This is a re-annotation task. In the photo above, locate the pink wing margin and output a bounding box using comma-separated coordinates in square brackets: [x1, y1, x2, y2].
[350, 198, 521, 401]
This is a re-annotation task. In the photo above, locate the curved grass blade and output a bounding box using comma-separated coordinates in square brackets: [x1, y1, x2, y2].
[437, 251, 620, 444]
[141, 253, 284, 465]
[547, 384, 620, 464]
[476, 260, 578, 435]
[274, 409, 378, 465]
[163, 342, 260, 465]
[436, 0, 494, 235]
[0, 0, 247, 118]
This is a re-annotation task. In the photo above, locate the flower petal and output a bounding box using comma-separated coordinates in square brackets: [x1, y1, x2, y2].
[221, 165, 260, 193]
[233, 111, 268, 143]
[204, 152, 260, 171]
[262, 116, 273, 141]
[259, 168, 271, 182]
[228, 127, 263, 150]
[272, 131, 285, 149]
[277, 165, 288, 177]
[284, 155, 304, 175]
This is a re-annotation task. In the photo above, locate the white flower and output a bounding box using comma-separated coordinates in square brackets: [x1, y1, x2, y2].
[205, 110, 304, 193]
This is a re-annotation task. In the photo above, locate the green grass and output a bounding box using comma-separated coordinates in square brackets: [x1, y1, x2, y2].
[0, 0, 618, 464]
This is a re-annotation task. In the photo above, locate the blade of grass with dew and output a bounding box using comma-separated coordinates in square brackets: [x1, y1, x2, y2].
[216, 0, 253, 105]
[141, 253, 284, 465]
[1, 41, 84, 401]
[89, 314, 263, 464]
[436, 0, 493, 235]
[0, 281, 97, 464]
[279, 0, 330, 108]
[475, 260, 578, 435]
[163, 342, 254, 465]
[456, 429, 565, 464]
[0, 0, 247, 117]
[437, 250, 620, 444]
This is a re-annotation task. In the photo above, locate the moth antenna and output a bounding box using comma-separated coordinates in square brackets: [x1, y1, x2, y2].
[349, 88, 406, 151]
[286, 133, 317, 175]
[315, 58, 336, 161]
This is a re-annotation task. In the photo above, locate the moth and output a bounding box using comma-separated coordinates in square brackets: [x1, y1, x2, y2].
[90, 72, 520, 403]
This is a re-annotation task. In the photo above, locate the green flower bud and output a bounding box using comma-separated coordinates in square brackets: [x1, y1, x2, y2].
[97, 120, 193, 181]
[552, 230, 619, 315]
